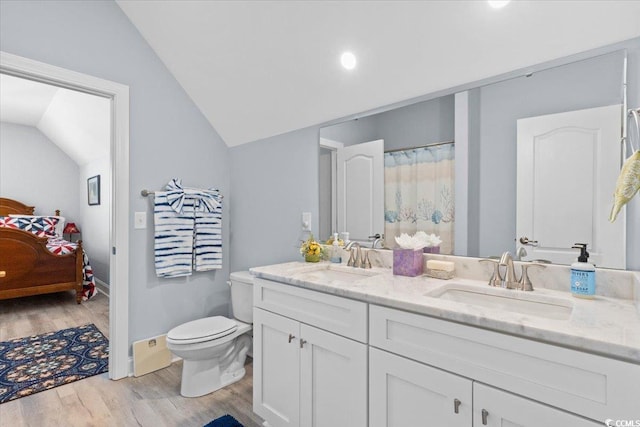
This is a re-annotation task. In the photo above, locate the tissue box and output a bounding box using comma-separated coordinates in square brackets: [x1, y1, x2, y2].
[423, 246, 440, 254]
[393, 249, 424, 277]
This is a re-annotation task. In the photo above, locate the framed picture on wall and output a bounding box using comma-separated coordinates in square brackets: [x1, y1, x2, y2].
[88, 175, 101, 206]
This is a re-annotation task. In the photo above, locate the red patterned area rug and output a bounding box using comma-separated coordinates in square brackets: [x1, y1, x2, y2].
[0, 323, 109, 403]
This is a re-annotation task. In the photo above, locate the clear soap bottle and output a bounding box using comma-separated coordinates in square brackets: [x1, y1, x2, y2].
[330, 233, 342, 264]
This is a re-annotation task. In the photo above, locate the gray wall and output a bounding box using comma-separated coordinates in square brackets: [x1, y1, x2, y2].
[0, 1, 232, 344]
[0, 122, 80, 220]
[229, 126, 319, 272]
[79, 157, 111, 284]
[470, 47, 640, 270]
[320, 95, 455, 150]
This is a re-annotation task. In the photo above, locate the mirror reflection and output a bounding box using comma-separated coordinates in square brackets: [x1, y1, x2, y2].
[319, 47, 636, 269]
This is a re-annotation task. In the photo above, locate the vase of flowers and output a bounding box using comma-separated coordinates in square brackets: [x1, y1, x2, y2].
[300, 234, 324, 262]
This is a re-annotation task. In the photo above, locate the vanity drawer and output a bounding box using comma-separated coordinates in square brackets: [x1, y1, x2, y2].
[369, 304, 640, 422]
[254, 278, 367, 343]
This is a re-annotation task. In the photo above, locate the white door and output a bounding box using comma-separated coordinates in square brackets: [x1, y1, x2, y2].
[474, 383, 600, 426]
[300, 324, 367, 427]
[253, 309, 300, 427]
[336, 139, 384, 243]
[369, 347, 472, 427]
[517, 105, 624, 268]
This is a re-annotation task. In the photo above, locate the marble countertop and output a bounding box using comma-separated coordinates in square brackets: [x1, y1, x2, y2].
[250, 260, 640, 363]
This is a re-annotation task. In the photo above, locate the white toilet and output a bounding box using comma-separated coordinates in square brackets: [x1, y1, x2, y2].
[167, 271, 254, 397]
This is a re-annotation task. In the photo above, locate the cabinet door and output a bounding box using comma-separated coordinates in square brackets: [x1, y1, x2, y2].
[253, 308, 300, 427]
[300, 324, 367, 427]
[474, 383, 601, 427]
[369, 347, 472, 427]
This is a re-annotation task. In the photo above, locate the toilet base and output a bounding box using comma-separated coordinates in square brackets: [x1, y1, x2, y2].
[179, 334, 251, 397]
[181, 361, 247, 397]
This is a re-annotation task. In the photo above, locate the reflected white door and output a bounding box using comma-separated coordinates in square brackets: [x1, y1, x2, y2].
[516, 105, 624, 268]
[336, 139, 384, 243]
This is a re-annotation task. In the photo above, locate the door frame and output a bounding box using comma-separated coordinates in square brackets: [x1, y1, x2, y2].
[319, 137, 344, 236]
[0, 51, 130, 379]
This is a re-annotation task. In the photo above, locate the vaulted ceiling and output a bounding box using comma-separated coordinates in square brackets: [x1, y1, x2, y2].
[0, 74, 110, 165]
[116, 1, 640, 147]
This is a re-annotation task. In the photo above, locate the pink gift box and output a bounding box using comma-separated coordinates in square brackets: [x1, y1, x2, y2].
[393, 249, 424, 277]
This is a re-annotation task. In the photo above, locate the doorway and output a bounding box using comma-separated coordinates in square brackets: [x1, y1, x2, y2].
[0, 51, 130, 379]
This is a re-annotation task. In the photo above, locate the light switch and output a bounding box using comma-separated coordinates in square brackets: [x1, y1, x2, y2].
[302, 212, 311, 231]
[134, 211, 147, 229]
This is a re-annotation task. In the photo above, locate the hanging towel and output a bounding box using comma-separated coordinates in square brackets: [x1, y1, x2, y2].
[154, 190, 195, 278]
[194, 188, 223, 271]
[154, 179, 223, 277]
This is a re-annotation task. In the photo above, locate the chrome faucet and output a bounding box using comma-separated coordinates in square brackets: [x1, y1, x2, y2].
[478, 257, 502, 287]
[516, 246, 527, 260]
[345, 241, 362, 268]
[499, 251, 519, 289]
[480, 252, 544, 291]
[369, 233, 384, 249]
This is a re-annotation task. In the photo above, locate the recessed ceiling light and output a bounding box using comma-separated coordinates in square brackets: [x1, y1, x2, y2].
[488, 0, 510, 9]
[341, 52, 357, 70]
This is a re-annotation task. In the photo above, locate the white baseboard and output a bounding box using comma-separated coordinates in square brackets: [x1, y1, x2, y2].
[95, 278, 110, 297]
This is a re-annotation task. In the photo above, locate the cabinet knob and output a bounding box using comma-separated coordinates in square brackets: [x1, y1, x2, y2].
[299, 339, 307, 348]
[0, 271, 5, 278]
[481, 409, 489, 425]
[288, 334, 295, 343]
[453, 398, 461, 414]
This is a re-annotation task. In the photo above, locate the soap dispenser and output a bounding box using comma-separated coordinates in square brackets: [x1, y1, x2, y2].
[330, 233, 342, 264]
[570, 243, 595, 299]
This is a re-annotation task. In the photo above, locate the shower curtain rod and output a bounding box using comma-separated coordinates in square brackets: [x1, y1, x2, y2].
[384, 140, 454, 154]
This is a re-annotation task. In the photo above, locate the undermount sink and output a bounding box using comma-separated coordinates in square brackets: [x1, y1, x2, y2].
[294, 264, 379, 283]
[426, 283, 574, 320]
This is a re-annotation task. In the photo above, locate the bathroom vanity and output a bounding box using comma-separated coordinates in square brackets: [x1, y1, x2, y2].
[251, 256, 640, 427]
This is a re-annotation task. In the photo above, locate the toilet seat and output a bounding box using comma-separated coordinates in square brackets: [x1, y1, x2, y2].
[167, 316, 238, 345]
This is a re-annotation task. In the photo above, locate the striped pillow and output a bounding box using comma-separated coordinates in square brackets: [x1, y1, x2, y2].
[0, 216, 21, 229]
[0, 216, 59, 237]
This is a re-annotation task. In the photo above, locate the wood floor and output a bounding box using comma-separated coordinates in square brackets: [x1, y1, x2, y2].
[0, 291, 264, 427]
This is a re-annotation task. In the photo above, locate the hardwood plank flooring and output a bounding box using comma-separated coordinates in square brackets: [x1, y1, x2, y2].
[0, 291, 263, 427]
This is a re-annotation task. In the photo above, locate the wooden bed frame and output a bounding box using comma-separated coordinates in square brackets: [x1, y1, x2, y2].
[0, 197, 84, 303]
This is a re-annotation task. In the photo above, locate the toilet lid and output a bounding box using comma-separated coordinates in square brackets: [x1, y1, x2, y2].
[167, 316, 238, 342]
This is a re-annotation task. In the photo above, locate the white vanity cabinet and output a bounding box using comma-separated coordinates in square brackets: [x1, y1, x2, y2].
[473, 383, 600, 427]
[369, 304, 639, 425]
[253, 278, 368, 427]
[370, 347, 600, 427]
[369, 347, 472, 426]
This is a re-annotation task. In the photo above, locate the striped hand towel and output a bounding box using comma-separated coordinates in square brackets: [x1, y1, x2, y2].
[154, 191, 195, 278]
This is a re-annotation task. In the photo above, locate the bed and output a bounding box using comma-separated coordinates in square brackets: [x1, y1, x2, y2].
[0, 197, 95, 303]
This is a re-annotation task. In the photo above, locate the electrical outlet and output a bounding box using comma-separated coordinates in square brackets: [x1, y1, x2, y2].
[302, 212, 311, 231]
[134, 211, 147, 229]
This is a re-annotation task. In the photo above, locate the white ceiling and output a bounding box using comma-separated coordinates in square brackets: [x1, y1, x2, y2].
[116, 0, 640, 147]
[0, 74, 110, 166]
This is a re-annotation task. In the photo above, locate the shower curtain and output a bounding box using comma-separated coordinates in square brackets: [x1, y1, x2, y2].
[384, 143, 455, 253]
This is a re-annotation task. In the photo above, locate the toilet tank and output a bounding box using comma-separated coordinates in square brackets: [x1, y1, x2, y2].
[229, 271, 254, 324]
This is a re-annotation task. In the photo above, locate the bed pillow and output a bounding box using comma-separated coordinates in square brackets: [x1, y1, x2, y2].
[0, 216, 21, 229]
[9, 214, 65, 237]
[4, 216, 59, 237]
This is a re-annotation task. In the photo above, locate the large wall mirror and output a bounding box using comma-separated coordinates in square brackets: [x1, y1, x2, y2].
[319, 39, 640, 270]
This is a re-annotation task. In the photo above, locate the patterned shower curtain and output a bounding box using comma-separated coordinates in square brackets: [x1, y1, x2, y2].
[384, 143, 455, 253]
